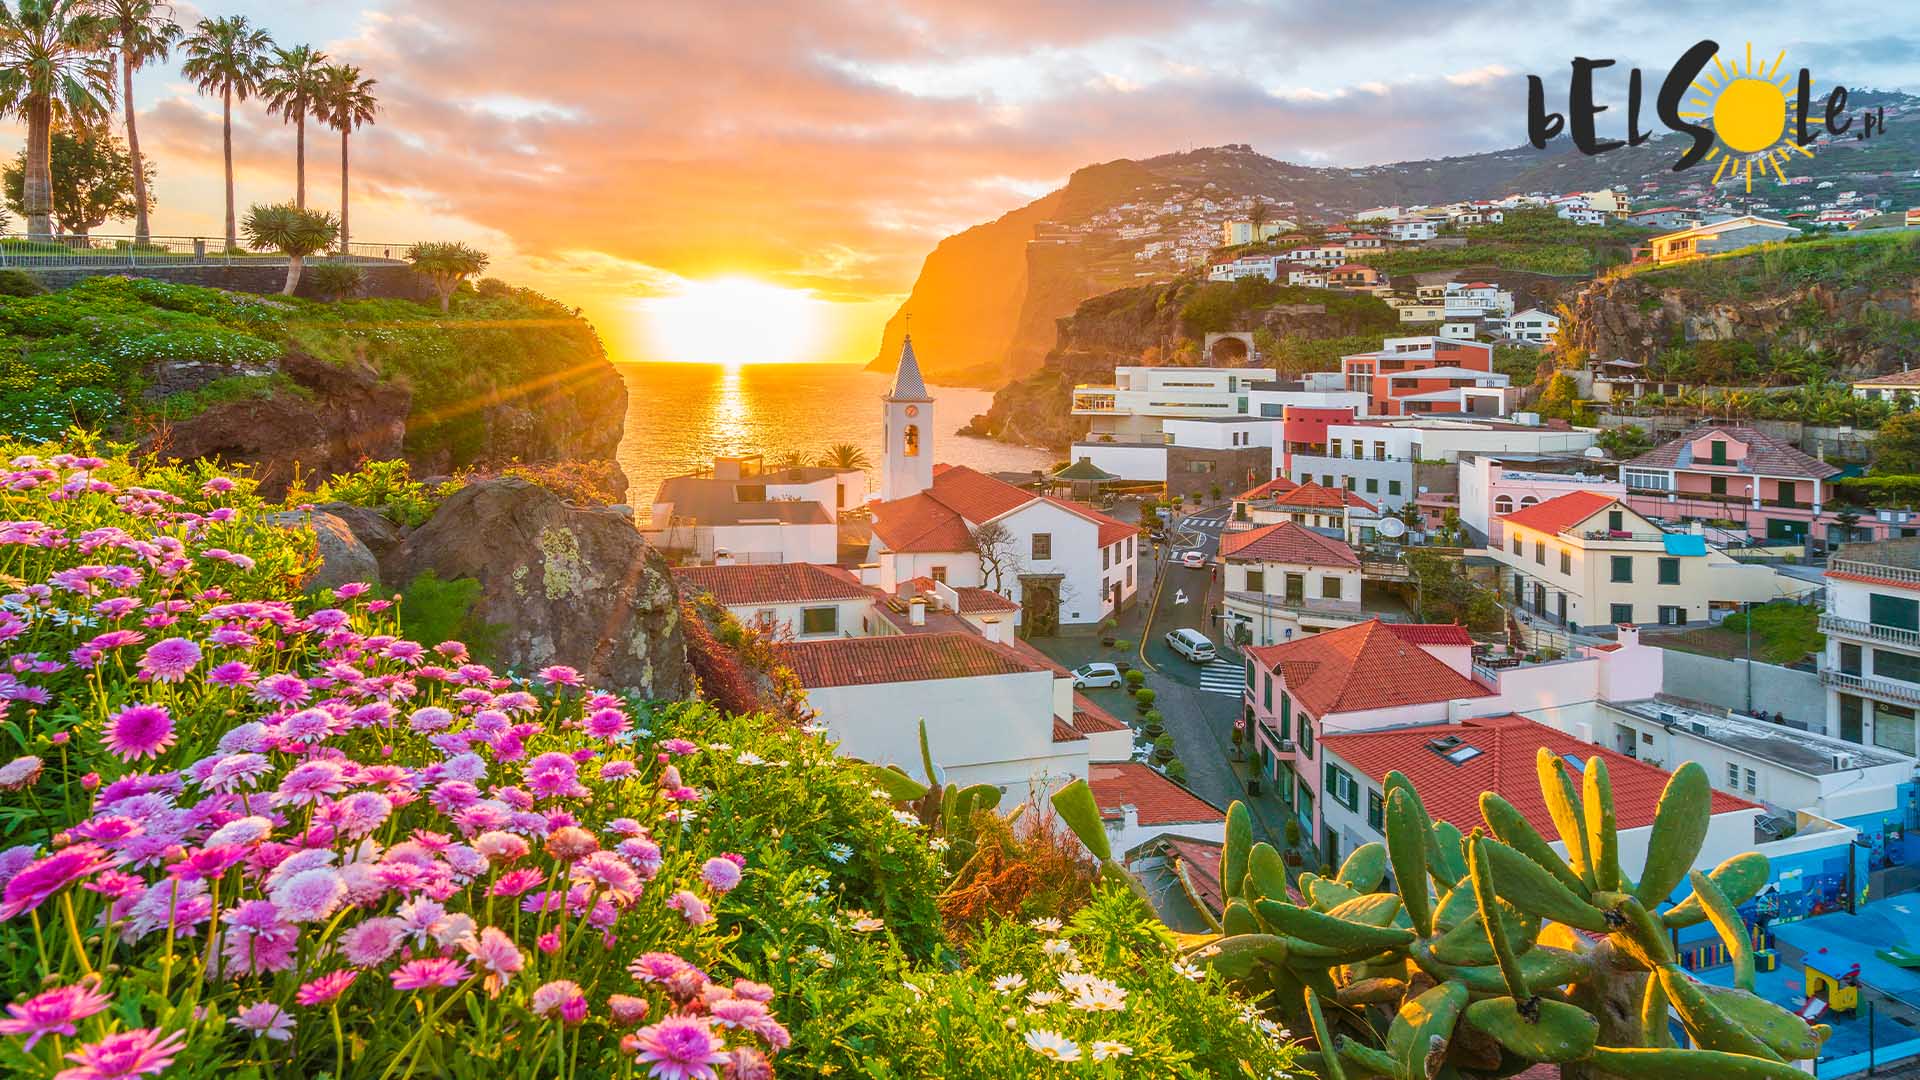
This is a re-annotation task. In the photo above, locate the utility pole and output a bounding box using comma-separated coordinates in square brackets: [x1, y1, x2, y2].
[1744, 600, 1754, 715]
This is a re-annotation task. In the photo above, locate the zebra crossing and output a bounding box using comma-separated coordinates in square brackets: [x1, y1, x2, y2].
[1196, 657, 1247, 696]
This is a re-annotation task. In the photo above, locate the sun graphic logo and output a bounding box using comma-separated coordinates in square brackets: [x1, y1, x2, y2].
[1679, 44, 1811, 192]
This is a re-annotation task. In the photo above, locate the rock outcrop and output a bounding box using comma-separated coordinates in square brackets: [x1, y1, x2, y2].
[387, 478, 690, 699]
[144, 352, 410, 499]
[269, 509, 381, 594]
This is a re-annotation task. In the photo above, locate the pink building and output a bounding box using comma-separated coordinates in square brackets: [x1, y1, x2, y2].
[1618, 424, 1867, 546]
[1242, 619, 1664, 855]
[1458, 454, 1626, 548]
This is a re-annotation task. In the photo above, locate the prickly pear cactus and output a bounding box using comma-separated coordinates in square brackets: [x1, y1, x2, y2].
[1162, 751, 1824, 1080]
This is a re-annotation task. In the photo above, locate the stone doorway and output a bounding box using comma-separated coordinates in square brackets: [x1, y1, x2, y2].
[1018, 573, 1064, 637]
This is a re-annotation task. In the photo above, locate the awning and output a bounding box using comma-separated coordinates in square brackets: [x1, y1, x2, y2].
[1663, 534, 1708, 557]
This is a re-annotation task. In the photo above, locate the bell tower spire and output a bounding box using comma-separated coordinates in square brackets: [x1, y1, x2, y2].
[881, 329, 934, 501]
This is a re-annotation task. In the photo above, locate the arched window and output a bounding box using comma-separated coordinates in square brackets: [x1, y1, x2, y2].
[1494, 495, 1514, 515]
[903, 424, 919, 457]
[1519, 496, 1539, 508]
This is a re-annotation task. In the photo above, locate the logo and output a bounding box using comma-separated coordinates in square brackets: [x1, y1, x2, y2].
[1528, 40, 1887, 191]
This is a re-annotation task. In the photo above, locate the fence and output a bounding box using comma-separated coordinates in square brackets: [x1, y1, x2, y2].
[1660, 648, 1826, 724]
[0, 233, 410, 270]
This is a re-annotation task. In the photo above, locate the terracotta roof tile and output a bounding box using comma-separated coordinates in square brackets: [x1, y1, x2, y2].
[784, 632, 1047, 688]
[1238, 476, 1300, 501]
[1220, 521, 1360, 566]
[1385, 623, 1474, 646]
[1266, 481, 1377, 512]
[1042, 495, 1136, 547]
[1319, 714, 1757, 836]
[868, 491, 976, 553]
[1052, 717, 1087, 743]
[1088, 762, 1227, 826]
[925, 464, 1035, 523]
[1071, 694, 1129, 735]
[1623, 424, 1840, 481]
[1157, 835, 1226, 914]
[1857, 370, 1920, 388]
[671, 563, 867, 607]
[1498, 490, 1618, 536]
[1246, 619, 1492, 717]
[954, 587, 1020, 613]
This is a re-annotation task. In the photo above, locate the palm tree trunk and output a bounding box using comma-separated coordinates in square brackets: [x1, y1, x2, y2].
[295, 113, 306, 208]
[123, 51, 151, 245]
[339, 128, 349, 253]
[24, 99, 53, 240]
[222, 89, 237, 252]
[284, 254, 303, 295]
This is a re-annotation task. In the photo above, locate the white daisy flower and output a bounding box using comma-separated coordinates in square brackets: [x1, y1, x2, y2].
[991, 973, 1029, 995]
[1091, 1041, 1134, 1061]
[1023, 1029, 1081, 1062]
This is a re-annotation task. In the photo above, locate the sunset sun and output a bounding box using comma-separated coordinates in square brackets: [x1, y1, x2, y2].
[638, 277, 823, 364]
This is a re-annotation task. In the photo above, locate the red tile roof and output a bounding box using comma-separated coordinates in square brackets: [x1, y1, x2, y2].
[1246, 619, 1492, 717]
[870, 466, 1135, 551]
[1219, 521, 1360, 566]
[924, 464, 1036, 523]
[954, 587, 1020, 613]
[1267, 481, 1376, 513]
[1157, 835, 1226, 914]
[1071, 694, 1129, 735]
[1623, 425, 1840, 481]
[869, 491, 976, 552]
[1857, 370, 1920, 388]
[1319, 714, 1757, 837]
[1238, 476, 1300, 501]
[1386, 623, 1474, 646]
[783, 632, 1048, 688]
[1088, 762, 1227, 826]
[671, 562, 867, 607]
[1042, 495, 1135, 547]
[1052, 717, 1087, 743]
[1498, 490, 1618, 537]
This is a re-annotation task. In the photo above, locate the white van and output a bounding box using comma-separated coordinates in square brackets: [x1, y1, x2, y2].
[1164, 628, 1216, 663]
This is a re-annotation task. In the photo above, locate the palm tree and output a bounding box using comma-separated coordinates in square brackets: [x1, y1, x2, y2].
[242, 201, 335, 294]
[93, 0, 176, 245]
[817, 444, 870, 470]
[181, 15, 269, 253]
[315, 62, 374, 252]
[0, 0, 112, 239]
[260, 43, 325, 208]
[405, 241, 488, 313]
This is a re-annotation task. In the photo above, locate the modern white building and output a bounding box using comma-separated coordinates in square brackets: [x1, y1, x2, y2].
[1442, 281, 1515, 320]
[1207, 255, 1283, 282]
[1221, 219, 1293, 246]
[1388, 218, 1439, 241]
[1287, 418, 1600, 512]
[1071, 416, 1276, 487]
[645, 455, 862, 564]
[1821, 540, 1920, 753]
[1071, 365, 1276, 441]
[1457, 454, 1623, 546]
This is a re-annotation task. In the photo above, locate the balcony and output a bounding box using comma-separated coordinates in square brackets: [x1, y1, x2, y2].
[1578, 529, 1669, 543]
[1818, 614, 1920, 648]
[1820, 669, 1920, 706]
[1830, 558, 1920, 588]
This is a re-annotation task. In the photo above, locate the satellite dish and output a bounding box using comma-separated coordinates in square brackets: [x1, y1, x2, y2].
[1378, 517, 1408, 538]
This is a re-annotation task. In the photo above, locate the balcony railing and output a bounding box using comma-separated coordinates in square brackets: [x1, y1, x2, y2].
[1818, 614, 1920, 648]
[1820, 669, 1920, 706]
[1830, 558, 1920, 587]
[0, 232, 408, 268]
[1579, 529, 1669, 542]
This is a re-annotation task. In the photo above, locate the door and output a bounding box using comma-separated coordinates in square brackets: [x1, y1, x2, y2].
[1556, 593, 1568, 625]
[1533, 583, 1545, 615]
[1322, 825, 1341, 871]
[1298, 785, 1315, 838]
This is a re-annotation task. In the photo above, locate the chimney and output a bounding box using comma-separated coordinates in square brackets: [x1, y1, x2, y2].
[713, 550, 734, 566]
[1121, 805, 1139, 833]
[1617, 624, 1641, 648]
[908, 597, 926, 626]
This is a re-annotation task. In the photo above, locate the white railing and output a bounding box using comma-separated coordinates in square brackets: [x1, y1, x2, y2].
[1829, 558, 1920, 587]
[1818, 614, 1920, 648]
[0, 233, 409, 269]
[1820, 669, 1920, 706]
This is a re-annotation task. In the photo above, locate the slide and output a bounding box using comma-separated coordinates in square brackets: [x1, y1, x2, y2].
[1799, 997, 1830, 1022]
[1878, 946, 1920, 968]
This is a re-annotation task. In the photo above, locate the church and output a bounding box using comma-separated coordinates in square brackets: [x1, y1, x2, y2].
[866, 337, 1139, 633]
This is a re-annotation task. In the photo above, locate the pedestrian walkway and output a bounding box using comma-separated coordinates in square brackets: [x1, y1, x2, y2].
[1196, 657, 1245, 696]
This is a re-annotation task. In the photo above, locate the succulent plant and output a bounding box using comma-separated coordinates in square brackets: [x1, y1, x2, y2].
[1054, 748, 1825, 1080]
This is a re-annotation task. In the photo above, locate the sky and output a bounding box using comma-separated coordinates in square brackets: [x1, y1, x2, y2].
[4, 1, 1915, 364]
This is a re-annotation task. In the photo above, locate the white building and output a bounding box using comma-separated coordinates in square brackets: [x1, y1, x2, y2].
[1218, 520, 1367, 647]
[1443, 281, 1515, 320]
[1288, 418, 1600, 512]
[1071, 416, 1275, 486]
[870, 340, 1137, 629]
[1221, 219, 1293, 246]
[1207, 255, 1283, 282]
[1506, 308, 1562, 345]
[645, 456, 862, 564]
[1388, 218, 1439, 242]
[1821, 540, 1920, 753]
[1071, 365, 1276, 441]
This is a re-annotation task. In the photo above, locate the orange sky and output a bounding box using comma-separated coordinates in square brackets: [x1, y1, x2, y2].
[4, 3, 1910, 363]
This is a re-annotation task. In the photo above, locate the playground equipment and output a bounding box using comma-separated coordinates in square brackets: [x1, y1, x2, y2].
[1877, 944, 1920, 969]
[1803, 956, 1862, 1019]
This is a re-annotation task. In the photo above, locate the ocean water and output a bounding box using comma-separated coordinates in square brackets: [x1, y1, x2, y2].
[616, 362, 1055, 522]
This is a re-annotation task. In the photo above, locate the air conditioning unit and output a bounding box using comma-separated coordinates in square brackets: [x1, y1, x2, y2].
[1833, 753, 1854, 770]
[1279, 739, 1296, 752]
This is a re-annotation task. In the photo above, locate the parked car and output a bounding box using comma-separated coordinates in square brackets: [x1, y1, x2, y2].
[1071, 662, 1124, 690]
[1148, 528, 1168, 544]
[1164, 628, 1216, 663]
[1179, 550, 1208, 568]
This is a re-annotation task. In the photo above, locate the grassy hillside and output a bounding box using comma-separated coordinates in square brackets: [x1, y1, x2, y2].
[1362, 209, 1654, 278]
[1619, 228, 1920, 299]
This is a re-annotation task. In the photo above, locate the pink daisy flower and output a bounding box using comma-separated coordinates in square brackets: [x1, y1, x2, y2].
[136, 637, 200, 682]
[54, 1028, 185, 1080]
[229, 1001, 295, 1042]
[531, 979, 586, 1021]
[631, 1016, 729, 1080]
[667, 889, 713, 927]
[101, 704, 174, 761]
[700, 856, 742, 895]
[294, 970, 358, 1006]
[0, 843, 113, 918]
[389, 957, 469, 991]
[0, 982, 111, 1049]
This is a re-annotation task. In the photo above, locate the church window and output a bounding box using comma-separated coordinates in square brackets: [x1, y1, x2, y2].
[903, 424, 920, 457]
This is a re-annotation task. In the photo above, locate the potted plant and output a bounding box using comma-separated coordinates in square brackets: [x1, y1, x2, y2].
[1142, 709, 1165, 739]
[1152, 733, 1176, 764]
[1165, 758, 1189, 783]
[1124, 669, 1146, 690]
[1134, 687, 1156, 714]
[1099, 618, 1118, 648]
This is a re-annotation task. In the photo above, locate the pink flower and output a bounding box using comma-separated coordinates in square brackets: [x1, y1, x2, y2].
[525, 752, 588, 800]
[708, 998, 769, 1030]
[667, 889, 713, 927]
[270, 867, 347, 922]
[531, 979, 586, 1023]
[295, 970, 358, 1006]
[536, 931, 561, 954]
[0, 843, 113, 918]
[489, 868, 544, 898]
[389, 957, 469, 991]
[101, 704, 174, 761]
[0, 754, 42, 790]
[545, 826, 598, 861]
[0, 982, 111, 1050]
[229, 1001, 295, 1042]
[339, 917, 406, 966]
[609, 994, 650, 1025]
[584, 708, 630, 740]
[631, 1016, 729, 1080]
[206, 660, 255, 687]
[137, 637, 201, 682]
[700, 856, 742, 895]
[53, 1028, 185, 1080]
[722, 1048, 772, 1080]
[461, 926, 525, 990]
[537, 665, 583, 687]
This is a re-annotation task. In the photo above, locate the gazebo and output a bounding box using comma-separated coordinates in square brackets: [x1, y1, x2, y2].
[1052, 457, 1120, 502]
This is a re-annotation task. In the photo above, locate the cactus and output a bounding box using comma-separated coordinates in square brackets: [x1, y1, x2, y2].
[1175, 745, 1822, 1080]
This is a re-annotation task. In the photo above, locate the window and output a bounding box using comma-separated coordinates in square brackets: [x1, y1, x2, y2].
[1726, 762, 1740, 789]
[1127, 564, 1133, 587]
[734, 483, 767, 502]
[1365, 478, 1378, 494]
[1511, 536, 1523, 555]
[903, 424, 920, 457]
[1607, 510, 1624, 532]
[1743, 768, 1757, 794]
[930, 566, 947, 584]
[1657, 557, 1680, 585]
[1321, 475, 1333, 488]
[1776, 481, 1796, 505]
[1534, 541, 1546, 565]
[1322, 576, 1342, 600]
[1709, 440, 1727, 465]
[1325, 764, 1360, 811]
[1388, 480, 1402, 496]
[799, 607, 838, 635]
[1494, 495, 1514, 515]
[1610, 603, 1634, 624]
[1297, 715, 1314, 758]
[1610, 556, 1633, 582]
[1876, 704, 1917, 755]
[1345, 477, 1356, 491]
[1102, 546, 1110, 570]
[1031, 533, 1052, 560]
[1245, 569, 1266, 593]
[1245, 659, 1256, 688]
[1366, 789, 1385, 832]
[1710, 476, 1727, 496]
[1279, 694, 1291, 740]
[1841, 643, 1862, 676]
[1559, 551, 1571, 575]
[1870, 593, 1919, 631]
[1329, 438, 1343, 458]
[1126, 536, 1135, 558]
[1874, 648, 1920, 685]
[1373, 441, 1387, 461]
[1263, 673, 1273, 710]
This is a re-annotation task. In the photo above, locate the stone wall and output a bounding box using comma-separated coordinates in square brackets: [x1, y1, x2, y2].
[20, 262, 434, 303]
[1658, 648, 1826, 729]
[1166, 445, 1272, 503]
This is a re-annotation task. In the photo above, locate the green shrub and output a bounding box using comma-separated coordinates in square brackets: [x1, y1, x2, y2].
[389, 569, 504, 663]
[315, 457, 449, 526]
[0, 268, 45, 295]
[1124, 668, 1146, 689]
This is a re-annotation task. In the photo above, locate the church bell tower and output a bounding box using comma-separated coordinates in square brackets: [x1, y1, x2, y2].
[881, 334, 934, 501]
